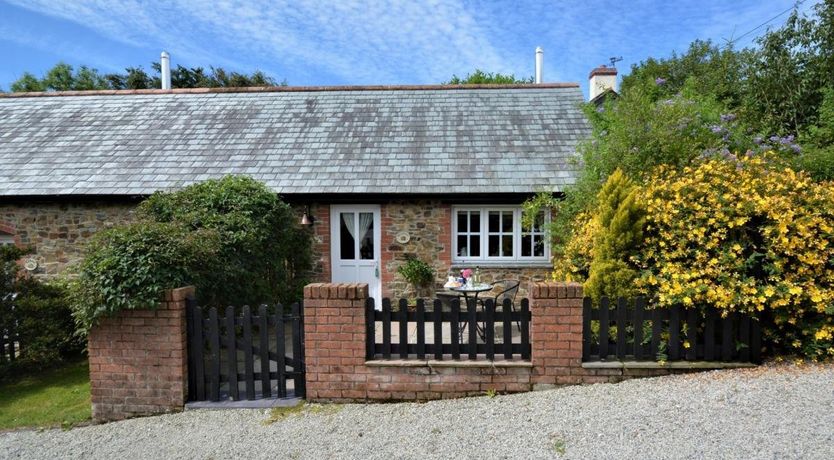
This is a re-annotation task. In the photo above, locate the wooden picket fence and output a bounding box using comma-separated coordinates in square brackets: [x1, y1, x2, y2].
[187, 299, 305, 402]
[0, 319, 21, 364]
[366, 297, 531, 361]
[583, 296, 762, 363]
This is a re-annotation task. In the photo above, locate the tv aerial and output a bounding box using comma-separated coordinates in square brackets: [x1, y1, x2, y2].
[609, 56, 623, 68]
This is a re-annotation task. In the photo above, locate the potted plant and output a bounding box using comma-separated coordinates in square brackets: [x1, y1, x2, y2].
[396, 256, 435, 299]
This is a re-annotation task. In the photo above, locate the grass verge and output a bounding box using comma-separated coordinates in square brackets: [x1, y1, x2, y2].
[0, 359, 91, 430]
[263, 402, 344, 425]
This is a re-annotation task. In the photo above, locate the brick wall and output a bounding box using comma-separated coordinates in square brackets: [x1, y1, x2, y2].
[87, 286, 193, 422]
[309, 203, 332, 283]
[304, 282, 688, 403]
[303, 282, 532, 401]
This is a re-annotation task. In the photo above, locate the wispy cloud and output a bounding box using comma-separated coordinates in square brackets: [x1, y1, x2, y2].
[4, 0, 517, 83]
[1, 0, 813, 89]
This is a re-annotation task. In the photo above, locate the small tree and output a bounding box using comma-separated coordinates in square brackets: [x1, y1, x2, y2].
[584, 170, 645, 300]
[445, 69, 533, 85]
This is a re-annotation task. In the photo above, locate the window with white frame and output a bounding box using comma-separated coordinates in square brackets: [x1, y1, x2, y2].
[0, 232, 13, 246]
[452, 206, 548, 263]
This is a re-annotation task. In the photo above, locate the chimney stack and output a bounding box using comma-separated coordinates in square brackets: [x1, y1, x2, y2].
[535, 47, 543, 84]
[589, 65, 617, 100]
[160, 51, 171, 90]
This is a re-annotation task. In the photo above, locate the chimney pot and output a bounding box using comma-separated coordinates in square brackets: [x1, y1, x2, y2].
[589, 64, 617, 100]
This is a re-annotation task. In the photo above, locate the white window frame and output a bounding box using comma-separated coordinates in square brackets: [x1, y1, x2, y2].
[0, 233, 13, 246]
[451, 205, 550, 265]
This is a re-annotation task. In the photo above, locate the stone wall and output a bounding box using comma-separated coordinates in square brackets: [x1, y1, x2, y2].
[303, 282, 696, 403]
[0, 199, 137, 277]
[380, 201, 452, 299]
[88, 287, 192, 422]
[2, 198, 551, 298]
[307, 201, 552, 299]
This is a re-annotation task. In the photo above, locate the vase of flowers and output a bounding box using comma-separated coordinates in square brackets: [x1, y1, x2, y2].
[460, 268, 473, 286]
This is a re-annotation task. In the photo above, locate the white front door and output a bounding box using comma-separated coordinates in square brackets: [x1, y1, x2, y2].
[330, 205, 381, 304]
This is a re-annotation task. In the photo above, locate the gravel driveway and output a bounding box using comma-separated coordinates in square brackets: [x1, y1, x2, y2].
[2, 363, 832, 459]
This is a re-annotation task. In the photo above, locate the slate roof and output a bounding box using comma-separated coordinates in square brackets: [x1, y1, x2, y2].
[0, 84, 589, 196]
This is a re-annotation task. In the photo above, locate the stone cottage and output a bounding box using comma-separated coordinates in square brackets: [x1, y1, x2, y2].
[0, 82, 593, 299]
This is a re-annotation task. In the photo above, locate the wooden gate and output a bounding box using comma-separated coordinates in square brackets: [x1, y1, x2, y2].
[186, 299, 305, 402]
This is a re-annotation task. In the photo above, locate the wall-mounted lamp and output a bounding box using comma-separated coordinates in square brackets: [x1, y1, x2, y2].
[300, 205, 315, 226]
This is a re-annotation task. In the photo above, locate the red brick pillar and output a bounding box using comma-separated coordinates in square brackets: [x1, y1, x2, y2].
[303, 283, 369, 401]
[529, 281, 587, 388]
[88, 286, 193, 422]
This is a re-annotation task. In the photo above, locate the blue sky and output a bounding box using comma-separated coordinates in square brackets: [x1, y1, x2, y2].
[0, 1, 816, 97]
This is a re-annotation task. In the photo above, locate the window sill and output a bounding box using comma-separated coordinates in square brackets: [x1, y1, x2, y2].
[450, 262, 552, 269]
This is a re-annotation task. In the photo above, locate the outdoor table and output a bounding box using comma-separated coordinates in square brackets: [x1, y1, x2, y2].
[449, 284, 493, 342]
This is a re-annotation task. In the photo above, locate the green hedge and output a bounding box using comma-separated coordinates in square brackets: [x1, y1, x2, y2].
[1, 246, 83, 376]
[71, 176, 313, 331]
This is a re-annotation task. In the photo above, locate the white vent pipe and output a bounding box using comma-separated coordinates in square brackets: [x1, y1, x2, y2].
[535, 47, 543, 84]
[160, 51, 171, 90]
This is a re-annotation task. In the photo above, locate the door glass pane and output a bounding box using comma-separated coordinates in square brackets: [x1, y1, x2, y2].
[488, 235, 499, 257]
[457, 235, 469, 256]
[521, 234, 532, 257]
[488, 211, 499, 232]
[469, 212, 480, 232]
[457, 212, 467, 232]
[340, 213, 355, 260]
[502, 235, 513, 257]
[470, 235, 480, 257]
[501, 211, 513, 232]
[358, 212, 374, 260]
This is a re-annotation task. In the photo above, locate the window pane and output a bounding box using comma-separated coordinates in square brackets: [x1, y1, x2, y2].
[470, 235, 480, 257]
[488, 235, 499, 257]
[521, 234, 532, 257]
[488, 211, 499, 233]
[502, 235, 513, 257]
[534, 211, 544, 231]
[470, 212, 480, 232]
[339, 213, 355, 259]
[358, 212, 374, 260]
[457, 235, 468, 256]
[457, 212, 467, 233]
[533, 235, 545, 257]
[502, 211, 513, 232]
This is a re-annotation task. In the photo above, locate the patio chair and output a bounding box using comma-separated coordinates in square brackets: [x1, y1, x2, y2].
[488, 280, 520, 330]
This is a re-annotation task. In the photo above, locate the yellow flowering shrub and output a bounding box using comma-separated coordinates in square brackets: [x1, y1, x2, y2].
[552, 211, 596, 282]
[638, 155, 834, 358]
